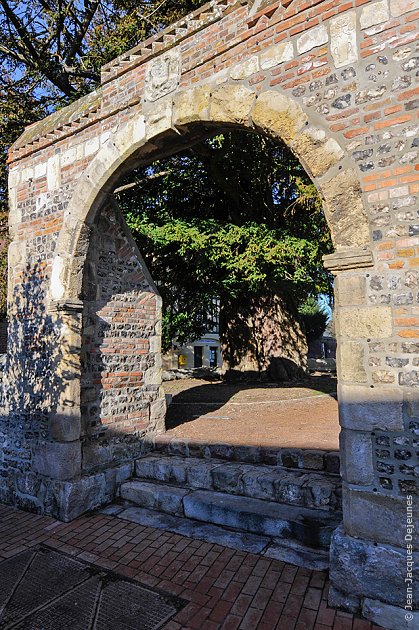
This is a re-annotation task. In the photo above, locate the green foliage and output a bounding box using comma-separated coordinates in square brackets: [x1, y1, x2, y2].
[0, 1, 333, 338]
[0, 0, 207, 316]
[298, 297, 329, 342]
[120, 131, 333, 350]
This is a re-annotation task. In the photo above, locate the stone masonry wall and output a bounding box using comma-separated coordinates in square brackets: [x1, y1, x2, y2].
[81, 202, 164, 473]
[3, 1, 419, 625]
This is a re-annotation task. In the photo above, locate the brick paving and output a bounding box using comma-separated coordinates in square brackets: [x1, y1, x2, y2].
[0, 504, 385, 629]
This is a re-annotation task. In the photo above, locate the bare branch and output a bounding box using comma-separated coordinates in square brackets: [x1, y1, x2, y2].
[0, 0, 41, 64]
[113, 170, 171, 194]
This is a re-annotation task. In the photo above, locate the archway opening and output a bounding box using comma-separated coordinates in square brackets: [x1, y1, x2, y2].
[106, 127, 339, 453]
[75, 122, 342, 567]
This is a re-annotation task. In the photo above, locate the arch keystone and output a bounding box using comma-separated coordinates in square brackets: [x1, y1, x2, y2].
[209, 84, 256, 126]
[252, 90, 308, 143]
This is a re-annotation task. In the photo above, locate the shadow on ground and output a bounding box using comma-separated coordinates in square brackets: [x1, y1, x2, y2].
[164, 374, 339, 450]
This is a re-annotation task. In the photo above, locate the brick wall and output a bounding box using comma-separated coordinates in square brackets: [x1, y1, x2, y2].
[81, 202, 163, 472]
[2, 2, 418, 621]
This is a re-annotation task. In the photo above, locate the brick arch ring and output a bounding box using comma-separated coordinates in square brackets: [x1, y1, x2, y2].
[49, 83, 371, 306]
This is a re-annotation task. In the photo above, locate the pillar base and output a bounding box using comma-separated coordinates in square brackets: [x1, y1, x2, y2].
[0, 463, 134, 521]
[329, 525, 418, 630]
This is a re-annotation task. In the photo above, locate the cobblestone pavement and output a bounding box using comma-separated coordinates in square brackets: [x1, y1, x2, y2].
[0, 504, 385, 630]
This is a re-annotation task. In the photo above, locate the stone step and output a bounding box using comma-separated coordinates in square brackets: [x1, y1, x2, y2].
[153, 436, 340, 474]
[120, 480, 188, 516]
[119, 480, 341, 549]
[134, 454, 342, 511]
[102, 503, 329, 570]
[182, 490, 340, 549]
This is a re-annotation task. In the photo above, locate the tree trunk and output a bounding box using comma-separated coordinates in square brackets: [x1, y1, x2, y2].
[220, 292, 308, 381]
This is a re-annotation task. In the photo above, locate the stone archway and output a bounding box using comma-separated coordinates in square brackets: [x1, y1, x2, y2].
[3, 1, 418, 626]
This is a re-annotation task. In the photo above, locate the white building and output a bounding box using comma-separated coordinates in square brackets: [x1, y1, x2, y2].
[163, 298, 222, 369]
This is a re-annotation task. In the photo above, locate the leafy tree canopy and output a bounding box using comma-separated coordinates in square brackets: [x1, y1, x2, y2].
[0, 0, 206, 315]
[118, 131, 333, 351]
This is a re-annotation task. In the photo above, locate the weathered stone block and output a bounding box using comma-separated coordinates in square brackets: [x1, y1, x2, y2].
[144, 365, 161, 386]
[33, 440, 81, 480]
[183, 490, 338, 546]
[82, 441, 112, 471]
[260, 41, 293, 69]
[34, 162, 47, 179]
[132, 115, 146, 145]
[150, 396, 166, 433]
[330, 12, 357, 69]
[339, 429, 374, 485]
[297, 25, 328, 55]
[293, 127, 344, 177]
[210, 85, 255, 126]
[337, 306, 393, 339]
[405, 390, 419, 418]
[212, 463, 242, 492]
[53, 472, 107, 521]
[339, 384, 404, 431]
[105, 463, 133, 501]
[173, 86, 211, 126]
[390, 0, 419, 18]
[154, 457, 187, 484]
[59, 377, 81, 408]
[362, 598, 419, 630]
[338, 341, 367, 383]
[252, 90, 307, 143]
[230, 55, 259, 80]
[145, 96, 173, 139]
[46, 154, 61, 191]
[84, 136, 99, 157]
[330, 525, 419, 608]
[360, 1, 390, 29]
[334, 274, 366, 307]
[328, 586, 360, 614]
[342, 485, 419, 551]
[7, 241, 25, 269]
[50, 255, 66, 301]
[322, 170, 369, 248]
[135, 456, 158, 479]
[187, 460, 218, 489]
[120, 480, 188, 515]
[50, 406, 81, 442]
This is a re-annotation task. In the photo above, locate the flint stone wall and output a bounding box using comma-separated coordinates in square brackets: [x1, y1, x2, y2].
[2, 1, 419, 625]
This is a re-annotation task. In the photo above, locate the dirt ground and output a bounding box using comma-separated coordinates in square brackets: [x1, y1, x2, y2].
[163, 374, 339, 451]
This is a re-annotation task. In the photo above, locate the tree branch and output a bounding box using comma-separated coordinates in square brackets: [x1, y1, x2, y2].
[64, 0, 99, 67]
[0, 0, 41, 65]
[113, 170, 171, 194]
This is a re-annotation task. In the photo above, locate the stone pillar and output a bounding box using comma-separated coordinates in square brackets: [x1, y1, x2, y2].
[32, 300, 84, 481]
[325, 249, 419, 629]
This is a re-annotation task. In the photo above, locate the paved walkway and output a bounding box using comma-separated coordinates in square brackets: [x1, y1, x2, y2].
[163, 376, 340, 451]
[0, 504, 385, 630]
